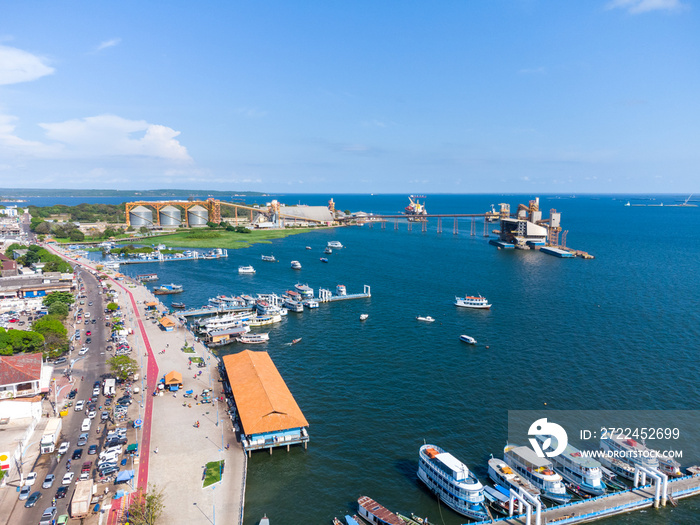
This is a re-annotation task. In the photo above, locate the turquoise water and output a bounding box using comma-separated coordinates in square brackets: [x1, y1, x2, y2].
[92, 194, 700, 524]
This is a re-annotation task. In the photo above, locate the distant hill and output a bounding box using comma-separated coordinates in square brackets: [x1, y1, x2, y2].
[0, 188, 266, 198]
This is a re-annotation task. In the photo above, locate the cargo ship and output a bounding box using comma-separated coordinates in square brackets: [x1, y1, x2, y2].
[405, 195, 428, 221]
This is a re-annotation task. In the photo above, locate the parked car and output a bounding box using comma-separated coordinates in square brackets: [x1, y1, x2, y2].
[25, 472, 37, 486]
[86, 331, 92, 336]
[42, 474, 55, 489]
[54, 357, 67, 365]
[86, 337, 92, 343]
[98, 465, 120, 476]
[88, 444, 98, 455]
[92, 386, 100, 396]
[87, 410, 96, 419]
[61, 472, 74, 485]
[25, 491, 42, 508]
[101, 411, 109, 421]
[81, 461, 92, 473]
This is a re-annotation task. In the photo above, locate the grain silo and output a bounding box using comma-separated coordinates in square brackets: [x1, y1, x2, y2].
[160, 205, 182, 228]
[129, 206, 154, 228]
[187, 205, 209, 227]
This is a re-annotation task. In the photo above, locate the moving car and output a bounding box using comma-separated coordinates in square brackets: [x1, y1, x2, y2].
[74, 400, 85, 412]
[25, 491, 42, 508]
[72, 449, 83, 460]
[42, 474, 55, 489]
[61, 472, 74, 485]
[57, 442, 70, 455]
[18, 485, 30, 500]
[55, 486, 68, 499]
[77, 433, 89, 446]
[39, 507, 57, 525]
[88, 444, 98, 455]
[25, 472, 37, 486]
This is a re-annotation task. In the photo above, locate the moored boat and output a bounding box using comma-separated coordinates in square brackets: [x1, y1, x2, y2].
[137, 273, 159, 282]
[336, 284, 346, 296]
[291, 260, 302, 270]
[487, 457, 541, 499]
[261, 254, 276, 262]
[283, 298, 304, 312]
[600, 434, 659, 473]
[416, 316, 434, 322]
[328, 241, 343, 249]
[345, 516, 361, 525]
[455, 294, 491, 309]
[303, 299, 319, 309]
[357, 496, 404, 525]
[171, 302, 186, 309]
[417, 444, 489, 521]
[294, 284, 314, 298]
[153, 283, 183, 295]
[533, 434, 606, 496]
[503, 444, 571, 504]
[238, 265, 256, 274]
[459, 334, 477, 344]
[360, 314, 369, 321]
[236, 333, 269, 344]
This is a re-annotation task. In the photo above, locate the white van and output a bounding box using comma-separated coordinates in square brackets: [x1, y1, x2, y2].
[81, 418, 91, 432]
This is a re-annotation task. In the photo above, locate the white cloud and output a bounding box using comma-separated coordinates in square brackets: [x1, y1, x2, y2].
[0, 45, 54, 85]
[95, 38, 122, 52]
[235, 107, 267, 118]
[38, 115, 192, 161]
[0, 113, 59, 156]
[606, 0, 689, 13]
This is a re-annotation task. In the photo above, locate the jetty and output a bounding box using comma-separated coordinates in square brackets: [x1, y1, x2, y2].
[117, 249, 228, 265]
[475, 471, 700, 525]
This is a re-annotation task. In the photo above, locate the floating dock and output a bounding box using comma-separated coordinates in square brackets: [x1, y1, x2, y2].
[540, 247, 574, 258]
[489, 240, 515, 249]
[474, 473, 700, 525]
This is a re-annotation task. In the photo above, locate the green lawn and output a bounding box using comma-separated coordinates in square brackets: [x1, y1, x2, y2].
[203, 460, 225, 488]
[148, 227, 317, 249]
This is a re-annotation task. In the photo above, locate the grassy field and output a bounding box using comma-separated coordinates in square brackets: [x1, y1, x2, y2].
[149, 227, 316, 249]
[203, 460, 225, 488]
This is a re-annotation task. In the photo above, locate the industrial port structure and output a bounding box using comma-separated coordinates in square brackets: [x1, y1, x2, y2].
[125, 198, 334, 229]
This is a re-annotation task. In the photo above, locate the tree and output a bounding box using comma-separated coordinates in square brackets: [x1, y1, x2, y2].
[0, 328, 45, 355]
[234, 226, 250, 234]
[48, 302, 69, 318]
[43, 291, 74, 307]
[107, 302, 119, 311]
[69, 229, 85, 241]
[127, 484, 165, 525]
[32, 315, 68, 354]
[108, 355, 139, 381]
[206, 221, 218, 229]
[139, 226, 149, 234]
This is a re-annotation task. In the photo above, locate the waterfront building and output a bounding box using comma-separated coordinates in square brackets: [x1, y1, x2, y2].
[222, 350, 309, 456]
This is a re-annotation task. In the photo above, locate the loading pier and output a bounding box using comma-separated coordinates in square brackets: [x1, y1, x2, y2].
[475, 471, 700, 525]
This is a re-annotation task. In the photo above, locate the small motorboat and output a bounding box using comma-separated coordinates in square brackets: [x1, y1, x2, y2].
[291, 260, 302, 270]
[305, 246, 312, 250]
[259, 515, 270, 525]
[324, 246, 332, 254]
[291, 338, 302, 345]
[320, 257, 329, 263]
[416, 316, 435, 322]
[238, 265, 256, 274]
[171, 302, 186, 309]
[360, 314, 369, 321]
[460, 334, 477, 345]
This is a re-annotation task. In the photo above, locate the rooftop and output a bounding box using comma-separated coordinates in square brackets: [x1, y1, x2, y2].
[0, 354, 43, 386]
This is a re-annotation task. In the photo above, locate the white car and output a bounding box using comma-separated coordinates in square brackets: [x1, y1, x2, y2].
[92, 387, 100, 397]
[79, 347, 89, 356]
[74, 400, 85, 411]
[62, 472, 74, 485]
[87, 410, 96, 419]
[25, 472, 38, 486]
[57, 442, 70, 455]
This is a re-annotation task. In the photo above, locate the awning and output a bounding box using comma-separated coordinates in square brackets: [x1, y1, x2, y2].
[116, 470, 134, 482]
[164, 371, 182, 385]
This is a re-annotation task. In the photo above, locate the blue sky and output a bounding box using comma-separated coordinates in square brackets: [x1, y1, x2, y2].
[0, 0, 698, 193]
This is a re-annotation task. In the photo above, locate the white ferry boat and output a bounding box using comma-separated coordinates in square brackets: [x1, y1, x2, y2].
[487, 457, 541, 499]
[455, 294, 491, 309]
[291, 260, 302, 270]
[261, 254, 276, 262]
[198, 311, 255, 333]
[328, 241, 343, 249]
[533, 435, 606, 496]
[459, 334, 477, 344]
[248, 314, 282, 327]
[208, 295, 247, 309]
[303, 299, 319, 309]
[283, 298, 304, 312]
[600, 434, 659, 472]
[294, 283, 314, 298]
[597, 454, 636, 481]
[417, 444, 489, 521]
[503, 444, 572, 504]
[236, 333, 269, 344]
[238, 265, 256, 274]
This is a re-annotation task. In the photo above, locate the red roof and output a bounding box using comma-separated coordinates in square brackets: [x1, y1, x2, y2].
[0, 354, 43, 385]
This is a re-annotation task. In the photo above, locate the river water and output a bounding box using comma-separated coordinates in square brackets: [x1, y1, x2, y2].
[79, 193, 699, 524]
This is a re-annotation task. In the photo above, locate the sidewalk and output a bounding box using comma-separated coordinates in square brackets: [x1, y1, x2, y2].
[53, 250, 246, 525]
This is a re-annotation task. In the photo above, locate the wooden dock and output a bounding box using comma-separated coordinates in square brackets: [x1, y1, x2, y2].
[475, 473, 700, 525]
